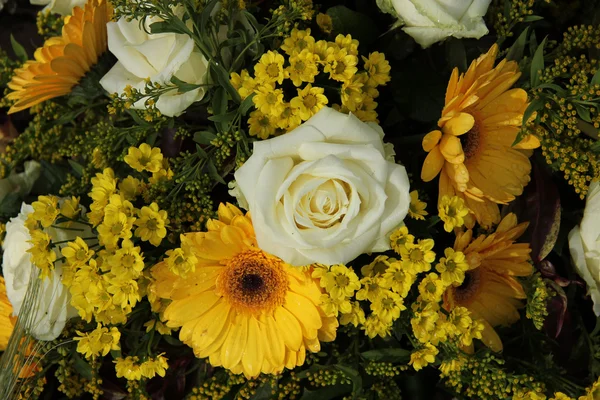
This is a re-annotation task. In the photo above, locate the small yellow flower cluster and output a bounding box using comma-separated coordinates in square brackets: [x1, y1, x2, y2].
[408, 190, 428, 220]
[313, 264, 361, 318]
[114, 354, 168, 380]
[231, 29, 391, 139]
[74, 324, 121, 359]
[438, 195, 470, 232]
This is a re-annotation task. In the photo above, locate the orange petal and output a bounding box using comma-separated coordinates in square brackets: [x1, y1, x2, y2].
[422, 130, 442, 152]
[421, 147, 445, 182]
[442, 113, 475, 136]
[439, 134, 465, 164]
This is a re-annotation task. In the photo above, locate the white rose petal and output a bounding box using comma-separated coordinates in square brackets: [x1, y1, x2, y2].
[2, 203, 88, 340]
[569, 180, 600, 316]
[378, 0, 492, 48]
[234, 107, 411, 266]
[0, 160, 41, 205]
[100, 16, 210, 117]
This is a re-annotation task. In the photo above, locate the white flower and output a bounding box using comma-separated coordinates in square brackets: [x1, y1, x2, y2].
[2, 203, 87, 340]
[234, 107, 411, 266]
[569, 180, 600, 316]
[29, 0, 86, 16]
[100, 16, 209, 117]
[0, 161, 41, 205]
[376, 0, 492, 48]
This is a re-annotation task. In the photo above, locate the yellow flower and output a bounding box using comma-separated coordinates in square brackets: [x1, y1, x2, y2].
[381, 261, 416, 297]
[119, 176, 142, 200]
[88, 168, 117, 225]
[252, 85, 285, 116]
[418, 273, 446, 303]
[324, 48, 358, 82]
[6, 0, 112, 113]
[61, 237, 94, 267]
[408, 190, 428, 220]
[439, 357, 466, 377]
[286, 49, 319, 87]
[411, 301, 439, 343]
[389, 226, 415, 255]
[290, 84, 328, 120]
[139, 354, 168, 379]
[135, 202, 168, 247]
[362, 314, 392, 339]
[320, 264, 360, 300]
[231, 70, 258, 100]
[31, 195, 59, 228]
[97, 211, 135, 249]
[438, 195, 469, 232]
[353, 95, 379, 123]
[281, 29, 315, 56]
[27, 229, 57, 278]
[75, 324, 121, 359]
[370, 289, 405, 323]
[320, 293, 352, 317]
[151, 203, 338, 378]
[362, 52, 391, 87]
[105, 275, 140, 308]
[549, 394, 573, 400]
[400, 239, 436, 273]
[124, 143, 163, 173]
[108, 240, 145, 279]
[333, 34, 359, 56]
[276, 102, 302, 131]
[144, 319, 172, 335]
[409, 343, 438, 371]
[312, 40, 331, 64]
[248, 109, 276, 139]
[340, 73, 365, 112]
[165, 245, 197, 277]
[254, 50, 285, 84]
[339, 301, 366, 327]
[355, 276, 385, 302]
[316, 13, 333, 34]
[435, 248, 469, 286]
[514, 391, 547, 400]
[581, 377, 600, 400]
[360, 255, 396, 278]
[60, 196, 80, 219]
[114, 356, 142, 380]
[443, 213, 533, 352]
[0, 277, 15, 351]
[420, 44, 541, 229]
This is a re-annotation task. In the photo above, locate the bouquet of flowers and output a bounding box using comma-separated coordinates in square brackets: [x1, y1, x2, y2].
[0, 0, 600, 398]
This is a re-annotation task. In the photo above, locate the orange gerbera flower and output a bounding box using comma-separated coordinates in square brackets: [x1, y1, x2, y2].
[421, 44, 540, 228]
[0, 276, 15, 351]
[6, 0, 112, 114]
[442, 213, 533, 352]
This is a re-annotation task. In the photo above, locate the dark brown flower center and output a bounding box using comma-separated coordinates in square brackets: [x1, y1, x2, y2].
[460, 123, 481, 159]
[453, 269, 481, 304]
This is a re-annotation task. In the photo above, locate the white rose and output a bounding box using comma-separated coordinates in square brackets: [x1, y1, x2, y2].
[2, 203, 86, 340]
[377, 0, 491, 48]
[29, 0, 86, 16]
[569, 180, 600, 316]
[100, 16, 210, 117]
[234, 107, 411, 266]
[0, 161, 41, 205]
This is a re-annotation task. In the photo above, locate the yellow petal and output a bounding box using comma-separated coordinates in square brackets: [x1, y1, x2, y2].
[241, 317, 263, 378]
[261, 314, 286, 367]
[191, 300, 231, 352]
[163, 290, 220, 325]
[439, 134, 465, 164]
[274, 307, 303, 351]
[220, 313, 248, 369]
[284, 292, 322, 339]
[442, 113, 475, 136]
[422, 130, 442, 152]
[421, 147, 445, 182]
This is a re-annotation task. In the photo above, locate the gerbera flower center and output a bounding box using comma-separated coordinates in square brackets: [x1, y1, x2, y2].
[453, 269, 482, 304]
[217, 250, 289, 315]
[460, 122, 481, 159]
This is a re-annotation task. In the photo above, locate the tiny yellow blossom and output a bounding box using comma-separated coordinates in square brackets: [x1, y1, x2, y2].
[320, 264, 360, 300]
[355, 276, 385, 302]
[254, 50, 285, 84]
[139, 354, 168, 379]
[28, 229, 57, 278]
[135, 203, 168, 246]
[114, 356, 142, 380]
[361, 255, 397, 277]
[370, 289, 406, 323]
[438, 195, 470, 232]
[124, 144, 163, 173]
[389, 226, 415, 255]
[31, 195, 59, 228]
[286, 49, 319, 87]
[290, 84, 328, 120]
[316, 13, 333, 34]
[400, 238, 436, 273]
[339, 301, 366, 327]
[61, 237, 94, 267]
[362, 314, 392, 339]
[409, 343, 438, 371]
[381, 261, 416, 298]
[119, 176, 142, 200]
[252, 85, 285, 116]
[435, 248, 469, 286]
[408, 190, 428, 220]
[320, 293, 352, 317]
[281, 29, 316, 56]
[60, 196, 80, 219]
[276, 102, 302, 131]
[418, 273, 446, 303]
[363, 52, 391, 87]
[248, 109, 276, 139]
[165, 243, 197, 277]
[324, 48, 358, 82]
[75, 324, 121, 359]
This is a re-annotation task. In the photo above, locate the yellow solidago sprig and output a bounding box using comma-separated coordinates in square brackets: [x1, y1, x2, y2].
[231, 29, 392, 138]
[438, 195, 470, 232]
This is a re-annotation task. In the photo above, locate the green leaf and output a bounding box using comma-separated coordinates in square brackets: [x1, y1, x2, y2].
[506, 27, 529, 62]
[194, 130, 217, 145]
[522, 97, 544, 127]
[149, 21, 186, 35]
[326, 6, 379, 47]
[68, 160, 85, 178]
[210, 63, 241, 104]
[530, 37, 547, 87]
[300, 384, 352, 400]
[591, 67, 600, 86]
[576, 104, 592, 123]
[361, 348, 411, 363]
[126, 109, 151, 127]
[207, 160, 226, 184]
[162, 335, 184, 346]
[10, 34, 28, 62]
[239, 93, 256, 116]
[523, 15, 544, 22]
[200, 0, 220, 35]
[170, 76, 205, 94]
[72, 353, 93, 380]
[208, 110, 237, 123]
[0, 193, 22, 218]
[253, 381, 275, 400]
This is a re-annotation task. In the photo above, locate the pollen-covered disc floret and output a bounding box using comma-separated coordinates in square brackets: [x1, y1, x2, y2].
[151, 203, 338, 378]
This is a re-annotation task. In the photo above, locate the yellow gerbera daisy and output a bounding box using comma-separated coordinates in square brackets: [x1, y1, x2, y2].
[150, 203, 338, 378]
[442, 213, 533, 352]
[6, 0, 112, 114]
[420, 44, 541, 228]
[0, 276, 15, 351]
